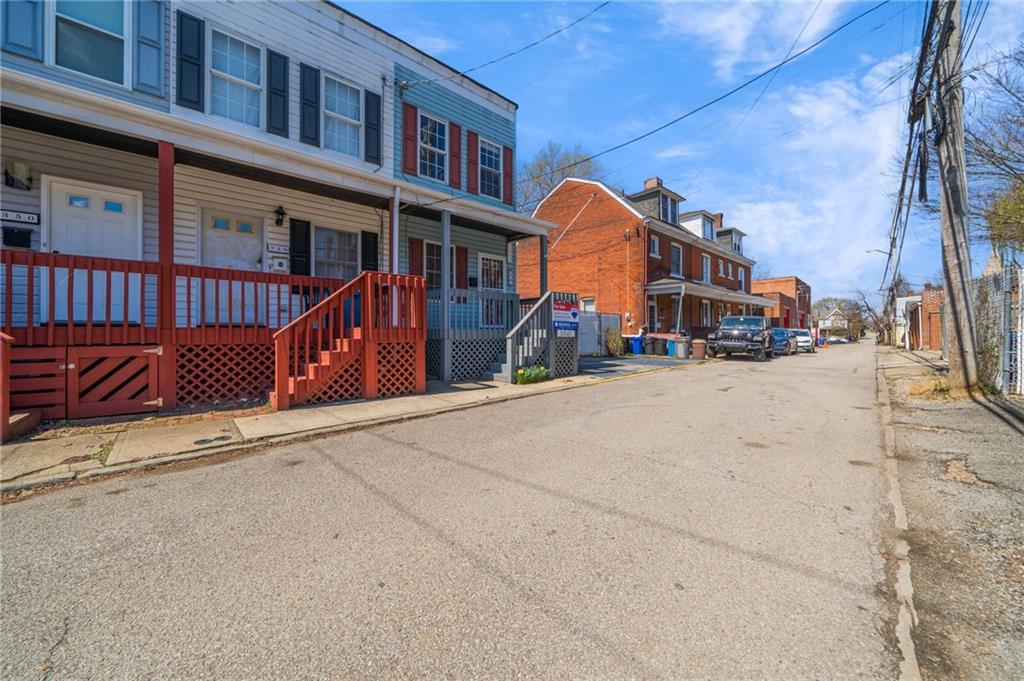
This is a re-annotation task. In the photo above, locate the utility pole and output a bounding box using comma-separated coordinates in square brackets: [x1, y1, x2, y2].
[934, 0, 979, 389]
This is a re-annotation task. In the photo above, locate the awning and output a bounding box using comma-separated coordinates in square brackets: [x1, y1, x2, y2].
[645, 278, 775, 307]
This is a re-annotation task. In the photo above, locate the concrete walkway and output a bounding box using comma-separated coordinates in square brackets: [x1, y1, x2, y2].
[2, 359, 699, 492]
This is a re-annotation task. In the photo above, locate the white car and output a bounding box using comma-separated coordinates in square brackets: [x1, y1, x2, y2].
[789, 328, 816, 353]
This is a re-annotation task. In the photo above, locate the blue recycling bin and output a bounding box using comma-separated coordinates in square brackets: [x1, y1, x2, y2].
[667, 339, 676, 356]
[629, 336, 643, 354]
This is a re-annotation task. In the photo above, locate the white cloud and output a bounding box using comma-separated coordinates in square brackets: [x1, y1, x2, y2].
[656, 1, 845, 81]
[402, 32, 457, 56]
[654, 144, 702, 160]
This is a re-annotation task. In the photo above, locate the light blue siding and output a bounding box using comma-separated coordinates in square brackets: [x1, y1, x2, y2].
[393, 64, 515, 211]
[398, 214, 515, 292]
[0, 0, 170, 111]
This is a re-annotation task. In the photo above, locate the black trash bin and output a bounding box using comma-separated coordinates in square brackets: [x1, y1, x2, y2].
[654, 337, 668, 355]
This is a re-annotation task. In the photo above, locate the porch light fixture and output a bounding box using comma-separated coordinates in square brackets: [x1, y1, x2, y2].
[274, 206, 287, 226]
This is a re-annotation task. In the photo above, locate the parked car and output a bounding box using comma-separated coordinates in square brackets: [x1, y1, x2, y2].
[771, 328, 798, 355]
[829, 336, 849, 344]
[707, 316, 773, 361]
[789, 328, 816, 353]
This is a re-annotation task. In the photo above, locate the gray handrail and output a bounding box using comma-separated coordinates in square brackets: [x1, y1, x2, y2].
[505, 291, 554, 382]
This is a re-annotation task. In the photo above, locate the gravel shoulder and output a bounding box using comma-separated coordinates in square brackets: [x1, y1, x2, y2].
[887, 369, 1024, 680]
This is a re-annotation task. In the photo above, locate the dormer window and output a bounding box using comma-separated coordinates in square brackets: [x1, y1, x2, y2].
[732, 234, 743, 254]
[659, 194, 678, 225]
[702, 217, 714, 240]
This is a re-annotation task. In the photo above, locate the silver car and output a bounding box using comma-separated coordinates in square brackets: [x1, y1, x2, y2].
[789, 328, 816, 353]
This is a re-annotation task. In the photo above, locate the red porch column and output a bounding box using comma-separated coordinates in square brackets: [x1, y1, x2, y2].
[157, 141, 177, 411]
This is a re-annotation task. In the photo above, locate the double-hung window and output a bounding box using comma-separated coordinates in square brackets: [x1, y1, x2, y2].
[718, 259, 724, 277]
[211, 30, 261, 127]
[701, 254, 711, 282]
[670, 243, 683, 277]
[700, 299, 712, 327]
[314, 227, 359, 280]
[53, 1, 128, 85]
[660, 195, 678, 224]
[424, 242, 455, 289]
[727, 262, 734, 279]
[702, 217, 715, 241]
[479, 139, 502, 199]
[738, 268, 746, 291]
[324, 76, 361, 157]
[419, 114, 447, 182]
[649, 234, 660, 257]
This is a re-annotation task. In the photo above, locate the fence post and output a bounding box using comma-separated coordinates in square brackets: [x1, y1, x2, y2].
[546, 294, 556, 376]
[414, 278, 427, 393]
[0, 333, 11, 442]
[362, 275, 378, 399]
[157, 141, 177, 412]
[273, 332, 290, 410]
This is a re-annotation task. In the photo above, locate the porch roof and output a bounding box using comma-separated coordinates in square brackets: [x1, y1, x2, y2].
[646, 278, 775, 307]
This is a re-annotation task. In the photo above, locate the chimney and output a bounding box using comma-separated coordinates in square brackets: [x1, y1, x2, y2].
[713, 212, 724, 229]
[644, 177, 663, 191]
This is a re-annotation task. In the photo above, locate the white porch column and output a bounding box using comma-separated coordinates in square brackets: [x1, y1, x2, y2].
[441, 209, 453, 382]
[390, 185, 401, 273]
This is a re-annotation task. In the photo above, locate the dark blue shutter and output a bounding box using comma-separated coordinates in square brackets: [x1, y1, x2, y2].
[299, 64, 320, 146]
[266, 50, 289, 138]
[363, 91, 382, 165]
[2, 0, 43, 61]
[289, 220, 311, 276]
[176, 11, 204, 111]
[361, 231, 379, 271]
[133, 0, 164, 95]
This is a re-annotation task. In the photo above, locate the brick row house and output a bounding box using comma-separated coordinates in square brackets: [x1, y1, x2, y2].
[0, 0, 555, 428]
[751, 276, 812, 329]
[517, 177, 772, 338]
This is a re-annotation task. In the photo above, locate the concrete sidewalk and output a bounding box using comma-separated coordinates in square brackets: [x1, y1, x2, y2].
[1, 358, 700, 492]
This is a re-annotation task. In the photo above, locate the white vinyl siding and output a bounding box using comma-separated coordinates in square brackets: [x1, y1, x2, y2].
[210, 29, 261, 127]
[324, 75, 361, 157]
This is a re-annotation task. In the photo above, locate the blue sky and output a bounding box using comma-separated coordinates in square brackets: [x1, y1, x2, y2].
[349, 0, 1024, 300]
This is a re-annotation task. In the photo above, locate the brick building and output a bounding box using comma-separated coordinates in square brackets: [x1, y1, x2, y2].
[517, 177, 771, 337]
[906, 284, 944, 351]
[751, 276, 812, 328]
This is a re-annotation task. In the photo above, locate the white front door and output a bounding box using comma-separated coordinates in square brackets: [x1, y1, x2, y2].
[200, 210, 264, 325]
[45, 178, 142, 323]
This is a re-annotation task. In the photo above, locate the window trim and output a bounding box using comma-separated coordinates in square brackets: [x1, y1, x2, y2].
[321, 71, 363, 159]
[46, 0, 133, 89]
[423, 239, 455, 289]
[717, 259, 724, 277]
[207, 24, 265, 129]
[727, 262, 734, 279]
[702, 217, 715, 241]
[699, 298, 712, 328]
[648, 234, 661, 257]
[700, 254, 711, 283]
[660, 194, 678, 224]
[310, 223, 361, 278]
[738, 267, 746, 291]
[580, 297, 596, 313]
[478, 252, 507, 292]
[417, 111, 449, 185]
[478, 136, 503, 200]
[670, 243, 683, 277]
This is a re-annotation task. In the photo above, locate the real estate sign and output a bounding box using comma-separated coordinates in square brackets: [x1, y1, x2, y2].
[553, 300, 579, 335]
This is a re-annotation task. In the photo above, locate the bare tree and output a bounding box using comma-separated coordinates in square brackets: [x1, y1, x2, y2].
[517, 142, 603, 213]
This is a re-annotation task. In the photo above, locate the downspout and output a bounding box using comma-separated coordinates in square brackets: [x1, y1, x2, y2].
[390, 185, 401, 273]
[643, 219, 650, 332]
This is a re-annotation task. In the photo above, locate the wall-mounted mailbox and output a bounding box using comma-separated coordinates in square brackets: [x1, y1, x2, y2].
[2, 226, 32, 249]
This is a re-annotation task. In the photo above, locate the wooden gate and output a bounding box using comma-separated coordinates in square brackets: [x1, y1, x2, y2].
[67, 346, 160, 419]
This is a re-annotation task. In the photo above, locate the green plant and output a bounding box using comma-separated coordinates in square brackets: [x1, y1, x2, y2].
[604, 327, 625, 356]
[515, 365, 550, 384]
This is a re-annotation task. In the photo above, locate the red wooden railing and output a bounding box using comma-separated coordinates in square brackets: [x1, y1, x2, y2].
[0, 331, 11, 443]
[272, 272, 426, 409]
[172, 264, 339, 344]
[2, 249, 161, 347]
[0, 250, 344, 348]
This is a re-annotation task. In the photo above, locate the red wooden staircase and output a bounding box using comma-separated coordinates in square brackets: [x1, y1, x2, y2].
[271, 272, 427, 410]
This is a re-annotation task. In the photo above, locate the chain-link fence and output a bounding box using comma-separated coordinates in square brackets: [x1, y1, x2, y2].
[972, 253, 1022, 394]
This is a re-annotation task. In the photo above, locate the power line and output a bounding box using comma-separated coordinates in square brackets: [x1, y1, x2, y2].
[420, 0, 893, 213]
[398, 1, 612, 90]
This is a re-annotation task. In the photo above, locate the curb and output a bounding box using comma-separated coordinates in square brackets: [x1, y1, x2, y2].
[876, 350, 922, 681]
[3, 359, 705, 496]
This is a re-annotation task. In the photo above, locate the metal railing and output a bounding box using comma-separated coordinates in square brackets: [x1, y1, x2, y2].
[0, 331, 11, 442]
[426, 288, 521, 340]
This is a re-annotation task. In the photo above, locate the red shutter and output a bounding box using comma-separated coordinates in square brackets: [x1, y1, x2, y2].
[502, 145, 513, 205]
[455, 246, 468, 289]
[466, 131, 479, 195]
[448, 122, 462, 190]
[402, 102, 418, 175]
[408, 237, 424, 276]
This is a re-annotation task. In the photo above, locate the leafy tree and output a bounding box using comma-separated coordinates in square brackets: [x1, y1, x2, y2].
[517, 142, 604, 213]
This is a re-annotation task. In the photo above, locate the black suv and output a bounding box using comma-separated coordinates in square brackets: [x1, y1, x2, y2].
[706, 316, 773, 361]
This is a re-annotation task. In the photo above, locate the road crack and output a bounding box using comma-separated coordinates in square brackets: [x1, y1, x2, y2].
[40, 616, 69, 680]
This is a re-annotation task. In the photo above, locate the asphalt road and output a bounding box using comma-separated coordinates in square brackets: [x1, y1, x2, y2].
[2, 342, 897, 679]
